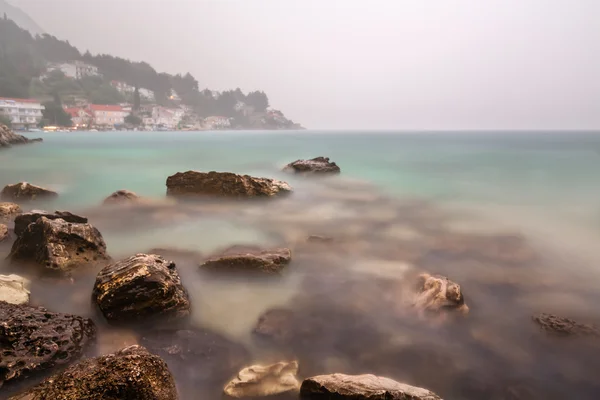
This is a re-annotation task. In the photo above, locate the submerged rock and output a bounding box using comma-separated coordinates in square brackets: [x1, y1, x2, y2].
[92, 253, 191, 324]
[0, 182, 57, 203]
[0, 274, 30, 305]
[306, 235, 334, 243]
[283, 156, 341, 174]
[0, 124, 42, 148]
[0, 223, 7, 242]
[253, 309, 296, 344]
[299, 374, 442, 400]
[414, 273, 469, 315]
[8, 345, 177, 400]
[200, 246, 292, 274]
[0, 202, 22, 222]
[166, 171, 292, 198]
[0, 301, 95, 387]
[532, 313, 600, 337]
[9, 217, 108, 275]
[224, 361, 300, 398]
[14, 210, 88, 236]
[103, 189, 140, 205]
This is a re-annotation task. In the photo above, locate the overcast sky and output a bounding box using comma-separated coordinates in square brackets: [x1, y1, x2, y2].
[12, 0, 600, 130]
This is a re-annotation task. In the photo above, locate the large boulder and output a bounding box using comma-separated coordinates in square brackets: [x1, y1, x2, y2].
[14, 210, 88, 236]
[199, 246, 292, 274]
[0, 202, 22, 222]
[0, 301, 96, 387]
[414, 273, 469, 316]
[283, 157, 341, 175]
[224, 361, 300, 398]
[7, 345, 178, 400]
[8, 217, 108, 276]
[92, 253, 191, 324]
[532, 313, 600, 337]
[103, 189, 140, 205]
[0, 274, 30, 305]
[0, 182, 58, 203]
[0, 124, 42, 148]
[166, 171, 292, 198]
[299, 374, 442, 400]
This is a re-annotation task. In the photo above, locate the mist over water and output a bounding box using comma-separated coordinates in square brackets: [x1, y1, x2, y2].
[2, 130, 600, 399]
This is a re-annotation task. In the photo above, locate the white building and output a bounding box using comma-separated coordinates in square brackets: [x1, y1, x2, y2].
[111, 81, 135, 94]
[88, 104, 127, 127]
[152, 106, 181, 129]
[139, 88, 155, 101]
[204, 116, 231, 130]
[47, 61, 100, 80]
[0, 97, 45, 129]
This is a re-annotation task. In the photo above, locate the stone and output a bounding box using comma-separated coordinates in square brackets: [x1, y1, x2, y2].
[306, 235, 334, 243]
[103, 189, 140, 205]
[200, 246, 292, 274]
[0, 223, 7, 242]
[414, 273, 469, 315]
[0, 202, 21, 222]
[14, 210, 88, 236]
[532, 313, 600, 337]
[92, 253, 191, 324]
[0, 124, 42, 148]
[166, 170, 292, 198]
[283, 157, 341, 174]
[299, 374, 442, 400]
[7, 345, 177, 400]
[0, 182, 57, 203]
[9, 217, 108, 276]
[253, 309, 296, 344]
[0, 274, 30, 305]
[224, 361, 300, 398]
[0, 301, 96, 387]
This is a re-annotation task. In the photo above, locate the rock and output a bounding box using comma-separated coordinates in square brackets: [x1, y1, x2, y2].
[0, 182, 58, 203]
[9, 217, 108, 275]
[200, 246, 292, 274]
[0, 301, 95, 387]
[14, 210, 88, 236]
[92, 253, 191, 324]
[532, 313, 600, 337]
[7, 345, 177, 400]
[299, 374, 442, 400]
[103, 189, 140, 205]
[0, 223, 7, 242]
[0, 274, 30, 305]
[0, 124, 42, 148]
[306, 235, 334, 243]
[166, 171, 292, 198]
[0, 202, 22, 222]
[414, 273, 469, 315]
[283, 156, 341, 174]
[253, 309, 296, 344]
[224, 361, 300, 398]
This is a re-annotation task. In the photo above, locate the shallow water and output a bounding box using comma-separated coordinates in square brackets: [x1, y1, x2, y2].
[2, 130, 600, 399]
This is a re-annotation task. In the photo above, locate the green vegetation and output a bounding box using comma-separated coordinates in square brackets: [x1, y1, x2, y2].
[41, 94, 72, 127]
[124, 114, 142, 126]
[0, 114, 12, 127]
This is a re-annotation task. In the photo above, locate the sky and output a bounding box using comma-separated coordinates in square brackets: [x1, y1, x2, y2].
[11, 0, 600, 130]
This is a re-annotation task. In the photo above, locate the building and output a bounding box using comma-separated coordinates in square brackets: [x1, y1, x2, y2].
[139, 88, 155, 101]
[111, 81, 135, 94]
[152, 106, 180, 129]
[64, 107, 93, 128]
[88, 104, 127, 127]
[0, 97, 45, 129]
[204, 116, 231, 130]
[47, 61, 100, 80]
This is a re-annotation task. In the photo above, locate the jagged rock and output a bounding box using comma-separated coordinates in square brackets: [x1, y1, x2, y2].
[0, 202, 22, 222]
[166, 171, 292, 198]
[0, 301, 95, 387]
[92, 253, 191, 324]
[300, 374, 442, 400]
[9, 217, 108, 275]
[283, 157, 341, 174]
[414, 273, 469, 315]
[0, 274, 30, 305]
[199, 246, 292, 274]
[532, 313, 600, 337]
[0, 182, 57, 203]
[14, 210, 88, 236]
[224, 361, 300, 398]
[103, 189, 140, 205]
[0, 124, 42, 148]
[0, 223, 7, 242]
[7, 345, 177, 400]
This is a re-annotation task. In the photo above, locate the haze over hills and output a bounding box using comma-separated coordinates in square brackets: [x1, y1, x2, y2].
[0, 0, 43, 35]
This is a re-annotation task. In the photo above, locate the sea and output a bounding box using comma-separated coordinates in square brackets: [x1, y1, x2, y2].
[1, 130, 600, 399]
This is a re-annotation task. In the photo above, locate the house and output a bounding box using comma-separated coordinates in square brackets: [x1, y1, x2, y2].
[204, 116, 231, 130]
[0, 97, 45, 129]
[47, 61, 100, 80]
[88, 104, 127, 127]
[111, 81, 135, 94]
[139, 88, 155, 101]
[64, 107, 93, 128]
[152, 106, 180, 129]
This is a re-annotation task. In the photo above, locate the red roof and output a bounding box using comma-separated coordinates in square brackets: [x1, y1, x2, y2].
[64, 107, 92, 117]
[89, 104, 124, 112]
[0, 97, 41, 104]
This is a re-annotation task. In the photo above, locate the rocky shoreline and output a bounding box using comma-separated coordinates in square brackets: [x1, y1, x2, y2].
[0, 124, 42, 148]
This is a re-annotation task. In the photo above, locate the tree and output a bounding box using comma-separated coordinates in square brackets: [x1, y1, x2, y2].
[0, 114, 12, 127]
[41, 100, 72, 127]
[133, 86, 141, 111]
[246, 91, 269, 112]
[125, 113, 142, 126]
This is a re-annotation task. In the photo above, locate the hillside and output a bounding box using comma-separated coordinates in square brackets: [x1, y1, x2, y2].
[0, 0, 44, 35]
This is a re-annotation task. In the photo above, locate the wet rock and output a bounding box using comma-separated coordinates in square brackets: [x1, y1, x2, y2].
[306, 235, 334, 243]
[103, 189, 140, 205]
[9, 217, 108, 276]
[14, 210, 88, 236]
[92, 253, 191, 324]
[300, 373, 442, 400]
[532, 313, 600, 337]
[0, 223, 7, 242]
[0, 182, 57, 203]
[0, 301, 95, 387]
[0, 274, 30, 305]
[414, 273, 469, 315]
[224, 361, 300, 398]
[166, 170, 292, 198]
[0, 202, 22, 222]
[8, 345, 177, 400]
[253, 309, 296, 344]
[200, 246, 292, 274]
[0, 124, 42, 148]
[283, 157, 341, 175]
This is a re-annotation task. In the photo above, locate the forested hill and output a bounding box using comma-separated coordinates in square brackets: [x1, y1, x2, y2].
[0, 0, 45, 35]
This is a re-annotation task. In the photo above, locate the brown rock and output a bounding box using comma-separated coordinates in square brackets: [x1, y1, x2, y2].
[414, 273, 469, 315]
[306, 235, 334, 243]
[0, 182, 58, 203]
[0, 202, 21, 222]
[532, 313, 600, 337]
[299, 373, 442, 400]
[0, 223, 7, 242]
[14, 210, 88, 236]
[0, 124, 42, 148]
[224, 361, 300, 398]
[283, 157, 341, 174]
[253, 309, 296, 343]
[7, 345, 178, 400]
[92, 254, 191, 324]
[200, 246, 292, 274]
[166, 170, 292, 198]
[103, 189, 140, 205]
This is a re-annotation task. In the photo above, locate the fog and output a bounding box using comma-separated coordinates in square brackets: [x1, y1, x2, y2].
[13, 0, 600, 129]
